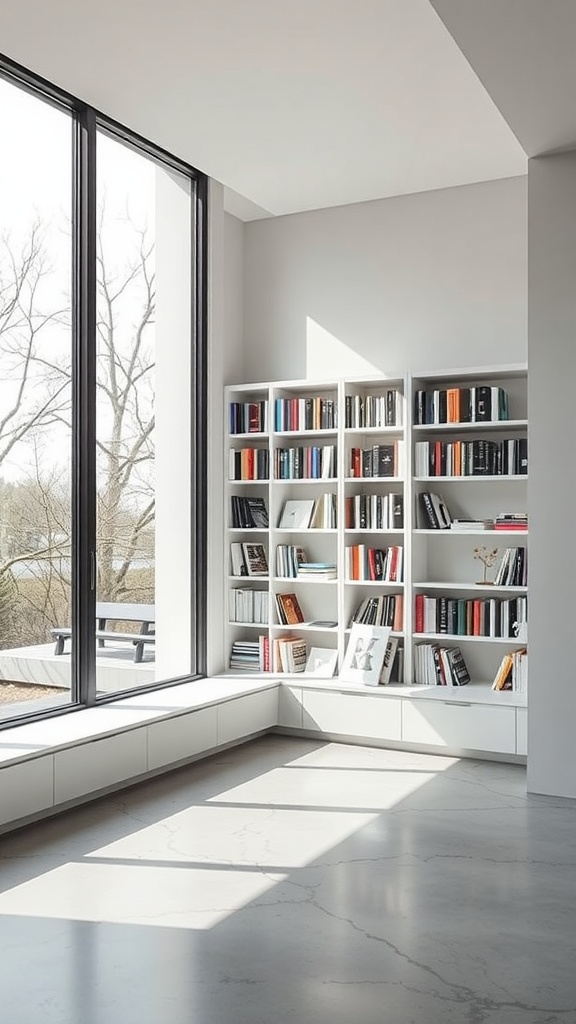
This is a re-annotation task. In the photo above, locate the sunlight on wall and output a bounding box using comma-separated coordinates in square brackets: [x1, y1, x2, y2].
[306, 316, 387, 379]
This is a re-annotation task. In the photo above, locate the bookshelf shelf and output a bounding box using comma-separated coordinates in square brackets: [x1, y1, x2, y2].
[226, 366, 527, 752]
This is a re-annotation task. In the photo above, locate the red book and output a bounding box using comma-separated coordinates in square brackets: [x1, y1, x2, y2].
[435, 440, 443, 476]
[415, 594, 424, 633]
[389, 546, 398, 582]
[248, 403, 260, 432]
[368, 548, 377, 581]
[473, 600, 482, 636]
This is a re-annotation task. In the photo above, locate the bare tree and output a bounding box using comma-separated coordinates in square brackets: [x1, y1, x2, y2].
[0, 214, 156, 647]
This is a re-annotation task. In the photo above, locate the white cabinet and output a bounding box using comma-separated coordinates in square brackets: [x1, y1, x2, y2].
[402, 699, 516, 754]
[217, 688, 279, 745]
[147, 707, 218, 771]
[302, 689, 402, 742]
[54, 729, 148, 804]
[0, 757, 54, 827]
[278, 685, 303, 728]
[516, 706, 528, 756]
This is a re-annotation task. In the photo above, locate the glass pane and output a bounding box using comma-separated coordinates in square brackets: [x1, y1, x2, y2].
[0, 78, 73, 722]
[96, 131, 193, 695]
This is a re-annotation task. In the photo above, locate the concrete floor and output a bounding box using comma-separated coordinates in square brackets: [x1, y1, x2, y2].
[0, 735, 575, 1024]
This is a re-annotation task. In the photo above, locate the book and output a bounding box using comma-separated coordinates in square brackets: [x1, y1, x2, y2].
[241, 543, 268, 576]
[305, 647, 338, 677]
[245, 497, 269, 529]
[278, 499, 315, 529]
[379, 637, 399, 685]
[275, 592, 305, 625]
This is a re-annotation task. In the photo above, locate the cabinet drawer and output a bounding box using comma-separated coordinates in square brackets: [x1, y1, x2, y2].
[147, 707, 218, 770]
[302, 690, 401, 742]
[218, 688, 279, 745]
[516, 707, 527, 756]
[402, 700, 516, 754]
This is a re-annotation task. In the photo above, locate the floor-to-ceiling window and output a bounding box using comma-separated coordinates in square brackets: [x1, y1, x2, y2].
[0, 60, 206, 724]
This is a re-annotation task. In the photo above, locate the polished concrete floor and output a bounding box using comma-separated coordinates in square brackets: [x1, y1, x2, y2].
[1, 736, 576, 1024]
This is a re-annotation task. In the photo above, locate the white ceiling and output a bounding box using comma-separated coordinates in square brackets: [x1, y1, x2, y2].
[431, 0, 576, 159]
[0, 0, 527, 219]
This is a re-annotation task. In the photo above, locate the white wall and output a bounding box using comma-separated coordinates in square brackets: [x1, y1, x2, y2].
[527, 152, 576, 799]
[207, 191, 245, 675]
[243, 176, 527, 381]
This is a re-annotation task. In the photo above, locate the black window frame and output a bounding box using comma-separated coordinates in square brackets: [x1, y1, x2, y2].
[0, 53, 207, 726]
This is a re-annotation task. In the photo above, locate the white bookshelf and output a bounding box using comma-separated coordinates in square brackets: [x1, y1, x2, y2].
[226, 365, 528, 759]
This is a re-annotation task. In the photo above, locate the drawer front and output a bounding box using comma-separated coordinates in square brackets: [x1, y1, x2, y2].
[0, 757, 54, 827]
[54, 730, 148, 804]
[516, 707, 528, 756]
[402, 700, 516, 754]
[147, 707, 218, 770]
[218, 688, 279, 745]
[302, 690, 401, 742]
[278, 686, 303, 728]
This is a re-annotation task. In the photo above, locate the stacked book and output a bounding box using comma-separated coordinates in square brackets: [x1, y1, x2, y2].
[494, 512, 528, 532]
[414, 643, 471, 686]
[297, 562, 337, 581]
[276, 544, 307, 578]
[229, 638, 266, 672]
[450, 519, 494, 531]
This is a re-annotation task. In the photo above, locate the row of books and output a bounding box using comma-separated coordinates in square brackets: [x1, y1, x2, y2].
[414, 438, 528, 477]
[413, 643, 471, 686]
[230, 495, 269, 529]
[492, 648, 527, 691]
[276, 544, 306, 578]
[345, 493, 404, 530]
[274, 396, 336, 432]
[229, 639, 266, 672]
[230, 542, 268, 577]
[414, 386, 510, 425]
[493, 547, 527, 587]
[347, 544, 403, 582]
[414, 594, 527, 638]
[229, 400, 269, 434]
[278, 495, 337, 530]
[274, 445, 337, 480]
[349, 441, 404, 478]
[229, 588, 269, 624]
[345, 390, 403, 429]
[350, 594, 403, 631]
[229, 447, 269, 481]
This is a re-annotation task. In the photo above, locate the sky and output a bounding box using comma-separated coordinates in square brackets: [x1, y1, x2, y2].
[0, 75, 157, 485]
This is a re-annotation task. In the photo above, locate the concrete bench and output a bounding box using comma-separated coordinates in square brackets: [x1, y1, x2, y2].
[51, 628, 156, 664]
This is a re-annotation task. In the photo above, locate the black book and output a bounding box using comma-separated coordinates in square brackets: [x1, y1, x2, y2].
[392, 494, 404, 529]
[246, 497, 269, 529]
[475, 386, 492, 422]
[377, 444, 395, 477]
[518, 437, 528, 474]
[359, 494, 367, 530]
[419, 492, 440, 529]
[438, 597, 448, 634]
[438, 390, 448, 424]
[415, 390, 425, 425]
[447, 599, 458, 636]
[424, 390, 434, 425]
[459, 387, 472, 423]
[386, 389, 396, 426]
[362, 449, 373, 477]
[446, 647, 470, 686]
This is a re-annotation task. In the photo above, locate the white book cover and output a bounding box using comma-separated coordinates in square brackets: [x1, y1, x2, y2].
[279, 499, 314, 529]
[305, 647, 338, 677]
[340, 623, 391, 686]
